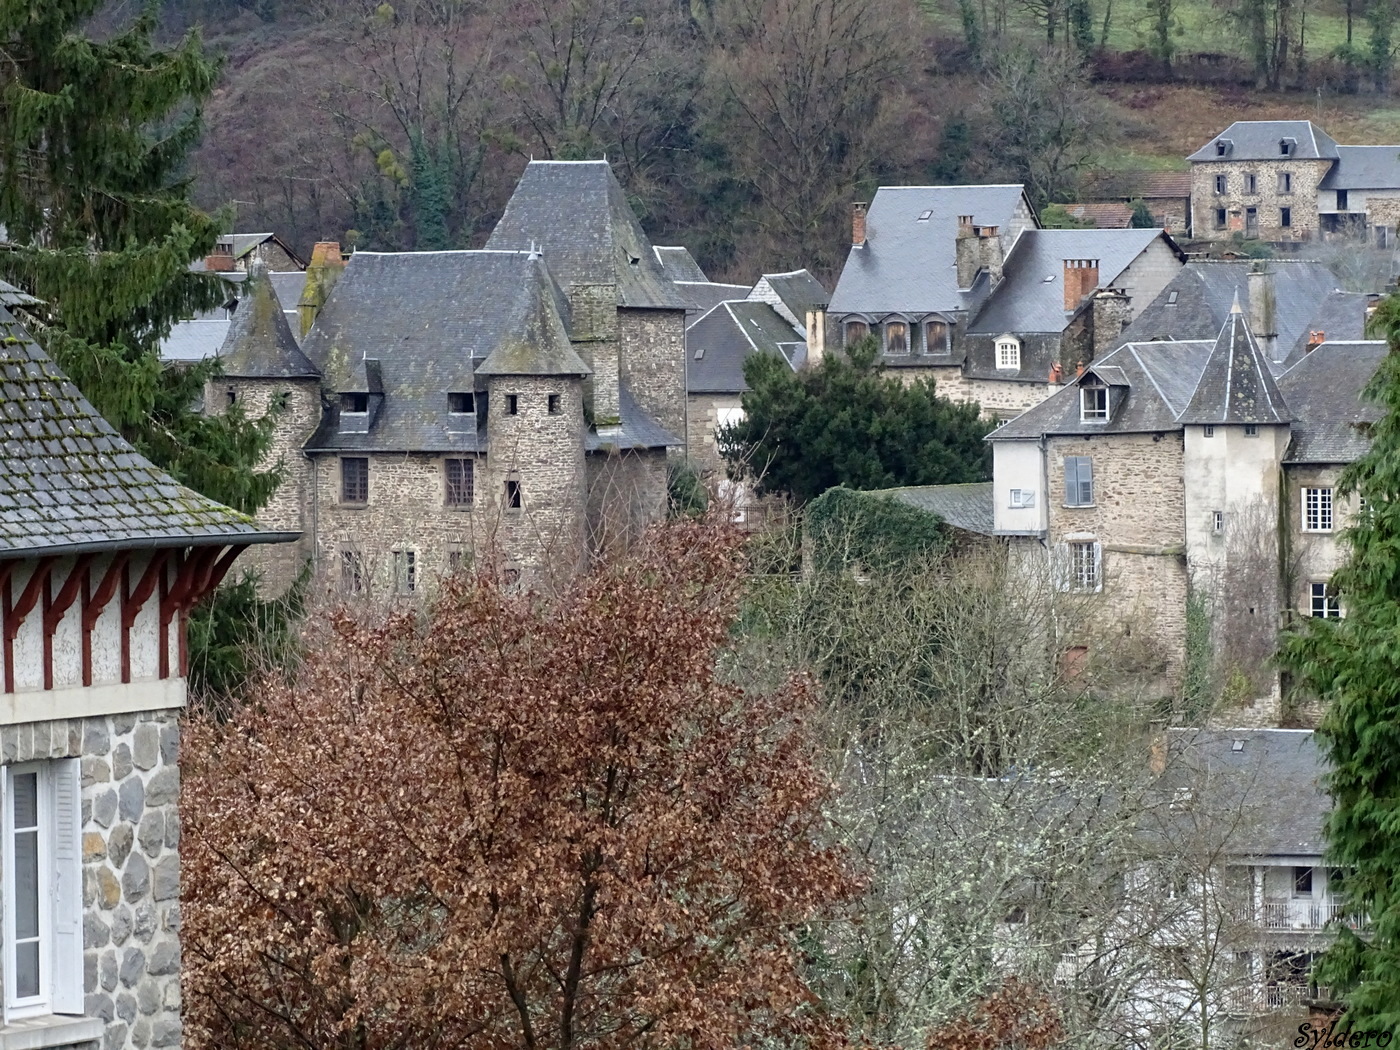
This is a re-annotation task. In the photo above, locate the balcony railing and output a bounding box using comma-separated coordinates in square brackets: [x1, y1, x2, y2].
[1260, 898, 1363, 931]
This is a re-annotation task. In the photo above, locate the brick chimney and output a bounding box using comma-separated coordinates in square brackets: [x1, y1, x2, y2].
[205, 241, 235, 273]
[1247, 264, 1279, 362]
[1063, 259, 1100, 312]
[852, 202, 868, 247]
[1306, 330, 1326, 353]
[298, 241, 347, 337]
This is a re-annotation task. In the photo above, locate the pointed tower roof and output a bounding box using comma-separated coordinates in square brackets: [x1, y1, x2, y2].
[478, 257, 591, 377]
[218, 264, 319, 379]
[1177, 297, 1290, 425]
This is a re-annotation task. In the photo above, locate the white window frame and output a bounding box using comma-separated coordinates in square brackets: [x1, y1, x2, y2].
[1081, 382, 1108, 422]
[1303, 487, 1334, 533]
[1009, 488, 1036, 509]
[3, 759, 82, 1019]
[392, 549, 418, 595]
[995, 337, 1021, 371]
[1212, 510, 1225, 533]
[1310, 581, 1341, 619]
[1059, 540, 1102, 593]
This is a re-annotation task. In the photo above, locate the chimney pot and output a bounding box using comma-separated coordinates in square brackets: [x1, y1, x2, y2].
[852, 203, 868, 247]
[1063, 258, 1100, 312]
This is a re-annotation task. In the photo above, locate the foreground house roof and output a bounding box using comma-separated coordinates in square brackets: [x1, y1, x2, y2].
[687, 300, 805, 394]
[0, 308, 289, 559]
[888, 482, 996, 536]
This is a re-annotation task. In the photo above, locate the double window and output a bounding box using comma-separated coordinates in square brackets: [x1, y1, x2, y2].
[1310, 582, 1341, 619]
[996, 337, 1021, 371]
[3, 760, 82, 1017]
[1303, 487, 1334, 532]
[1064, 456, 1094, 507]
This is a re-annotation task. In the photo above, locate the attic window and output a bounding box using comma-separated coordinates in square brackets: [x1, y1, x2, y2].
[628, 254, 640, 266]
[342, 392, 368, 413]
[1041, 275, 1056, 283]
[917, 210, 933, 221]
[448, 391, 476, 414]
[1215, 140, 1229, 156]
[1081, 379, 1108, 422]
[1167, 291, 1179, 305]
[1280, 138, 1295, 156]
[1232, 738, 1244, 752]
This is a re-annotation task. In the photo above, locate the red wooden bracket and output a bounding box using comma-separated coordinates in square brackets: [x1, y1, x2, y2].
[43, 554, 94, 690]
[3, 557, 55, 694]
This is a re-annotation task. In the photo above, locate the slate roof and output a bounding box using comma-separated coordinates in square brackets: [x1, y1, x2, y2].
[676, 281, 751, 321]
[485, 161, 688, 311]
[827, 185, 1034, 316]
[1060, 202, 1134, 228]
[1188, 121, 1340, 162]
[968, 228, 1167, 335]
[217, 268, 318, 379]
[161, 319, 231, 364]
[687, 300, 803, 394]
[1278, 340, 1387, 463]
[1320, 145, 1400, 190]
[757, 270, 828, 323]
[0, 280, 40, 308]
[0, 307, 285, 558]
[1154, 729, 1327, 857]
[1177, 301, 1290, 425]
[886, 482, 995, 536]
[585, 383, 682, 451]
[302, 250, 578, 452]
[270, 271, 308, 323]
[653, 245, 709, 283]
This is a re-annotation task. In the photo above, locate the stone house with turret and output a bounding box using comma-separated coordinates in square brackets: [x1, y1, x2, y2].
[0, 306, 290, 1050]
[213, 160, 687, 595]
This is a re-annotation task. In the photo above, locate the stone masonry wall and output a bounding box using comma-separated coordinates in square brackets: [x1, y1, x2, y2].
[0, 711, 181, 1050]
[618, 309, 687, 441]
[685, 393, 743, 476]
[586, 448, 668, 555]
[889, 364, 1063, 420]
[1190, 159, 1331, 242]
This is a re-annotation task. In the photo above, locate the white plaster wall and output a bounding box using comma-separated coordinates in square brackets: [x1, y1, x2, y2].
[128, 557, 160, 683]
[92, 587, 121, 686]
[993, 441, 1048, 534]
[11, 562, 42, 691]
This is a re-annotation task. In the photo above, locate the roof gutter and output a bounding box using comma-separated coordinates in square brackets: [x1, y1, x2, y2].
[0, 531, 301, 563]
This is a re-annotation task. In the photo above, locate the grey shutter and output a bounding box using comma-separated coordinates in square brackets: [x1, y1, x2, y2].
[51, 758, 83, 1014]
[1092, 542, 1104, 593]
[1064, 458, 1078, 505]
[1080, 458, 1094, 505]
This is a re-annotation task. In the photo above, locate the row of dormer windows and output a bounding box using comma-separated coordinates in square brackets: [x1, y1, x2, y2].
[843, 318, 952, 355]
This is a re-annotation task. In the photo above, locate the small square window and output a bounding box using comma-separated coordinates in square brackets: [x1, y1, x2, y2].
[1244, 424, 1259, 436]
[445, 458, 474, 506]
[1212, 510, 1224, 533]
[1310, 581, 1341, 618]
[1203, 425, 1215, 437]
[1304, 487, 1334, 532]
[393, 549, 416, 594]
[342, 392, 369, 414]
[226, 388, 237, 407]
[341, 457, 369, 504]
[505, 478, 522, 509]
[506, 394, 519, 415]
[1009, 488, 1036, 509]
[548, 393, 561, 415]
[448, 391, 476, 414]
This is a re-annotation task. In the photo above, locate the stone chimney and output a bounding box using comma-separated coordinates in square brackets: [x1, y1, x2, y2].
[298, 241, 347, 338]
[805, 306, 826, 366]
[852, 202, 868, 247]
[955, 216, 979, 289]
[1091, 288, 1132, 358]
[1247, 264, 1279, 361]
[978, 225, 1004, 287]
[1063, 259, 1100, 312]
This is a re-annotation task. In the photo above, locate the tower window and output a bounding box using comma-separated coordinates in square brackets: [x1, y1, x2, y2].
[445, 458, 474, 506]
[505, 479, 522, 509]
[341, 457, 369, 504]
[226, 388, 237, 407]
[548, 393, 561, 415]
[448, 391, 476, 414]
[506, 394, 519, 415]
[393, 549, 417, 594]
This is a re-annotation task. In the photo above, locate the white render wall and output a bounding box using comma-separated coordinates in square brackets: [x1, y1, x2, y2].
[993, 440, 1047, 535]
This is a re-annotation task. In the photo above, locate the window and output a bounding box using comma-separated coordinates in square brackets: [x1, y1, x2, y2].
[506, 394, 519, 415]
[1081, 380, 1108, 422]
[1281, 206, 1292, 228]
[996, 337, 1021, 370]
[448, 391, 476, 414]
[340, 550, 364, 594]
[1338, 189, 1350, 211]
[1304, 487, 1334, 532]
[1213, 510, 1225, 533]
[885, 320, 909, 355]
[1069, 541, 1101, 592]
[1215, 174, 1227, 194]
[505, 478, 522, 510]
[1167, 290, 1179, 305]
[445, 458, 474, 507]
[1294, 866, 1315, 897]
[925, 320, 950, 354]
[342, 392, 369, 414]
[1244, 424, 1259, 436]
[1215, 208, 1227, 229]
[341, 457, 369, 504]
[1279, 172, 1293, 193]
[1009, 488, 1036, 509]
[1215, 140, 1228, 156]
[447, 549, 472, 574]
[226, 388, 237, 407]
[1311, 582, 1341, 619]
[548, 393, 561, 415]
[1064, 456, 1093, 506]
[3, 761, 81, 1017]
[1203, 425, 1215, 437]
[393, 549, 416, 595]
[1280, 138, 1295, 156]
[844, 320, 869, 345]
[1244, 173, 1257, 194]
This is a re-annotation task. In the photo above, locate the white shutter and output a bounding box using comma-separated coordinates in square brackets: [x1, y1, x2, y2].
[1092, 542, 1104, 593]
[1051, 543, 1070, 592]
[1, 767, 8, 1028]
[51, 758, 83, 1014]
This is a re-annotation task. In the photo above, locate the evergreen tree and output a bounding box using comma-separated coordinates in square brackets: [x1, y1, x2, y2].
[929, 117, 974, 185]
[720, 337, 993, 504]
[1279, 296, 1400, 1027]
[0, 1, 278, 514]
[1129, 199, 1156, 228]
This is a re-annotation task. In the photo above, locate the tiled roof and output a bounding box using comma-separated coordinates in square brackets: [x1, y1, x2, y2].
[827, 185, 1034, 316]
[687, 300, 803, 394]
[485, 161, 688, 311]
[887, 481, 995, 535]
[217, 268, 318, 379]
[1081, 171, 1192, 200]
[1188, 121, 1340, 162]
[1319, 145, 1400, 190]
[1177, 302, 1290, 425]
[1060, 202, 1133, 228]
[0, 308, 282, 558]
[653, 246, 709, 283]
[1278, 340, 1387, 463]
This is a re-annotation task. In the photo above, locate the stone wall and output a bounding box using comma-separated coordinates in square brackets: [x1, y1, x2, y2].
[0, 711, 182, 1050]
[1190, 159, 1332, 242]
[585, 448, 669, 555]
[618, 309, 687, 441]
[685, 393, 744, 476]
[1282, 464, 1353, 616]
[889, 364, 1062, 419]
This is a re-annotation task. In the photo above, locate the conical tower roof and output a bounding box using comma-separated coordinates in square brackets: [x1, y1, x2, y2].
[1178, 294, 1289, 425]
[218, 263, 319, 379]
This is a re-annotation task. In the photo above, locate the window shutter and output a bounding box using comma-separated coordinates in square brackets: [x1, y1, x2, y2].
[1052, 543, 1069, 591]
[1092, 542, 1104, 593]
[1064, 458, 1078, 505]
[1079, 458, 1094, 505]
[51, 758, 82, 1014]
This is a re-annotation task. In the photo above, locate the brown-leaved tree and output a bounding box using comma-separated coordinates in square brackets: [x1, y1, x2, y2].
[183, 518, 855, 1050]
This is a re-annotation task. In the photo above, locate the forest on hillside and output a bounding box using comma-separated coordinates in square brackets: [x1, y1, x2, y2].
[121, 0, 1400, 279]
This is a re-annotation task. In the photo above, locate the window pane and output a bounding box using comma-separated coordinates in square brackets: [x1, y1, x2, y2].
[886, 322, 908, 354]
[14, 941, 38, 999]
[14, 827, 38, 939]
[844, 321, 868, 345]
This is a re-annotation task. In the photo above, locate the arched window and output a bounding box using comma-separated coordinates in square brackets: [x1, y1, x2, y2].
[844, 320, 869, 346]
[995, 336, 1021, 371]
[925, 320, 950, 354]
[885, 320, 909, 355]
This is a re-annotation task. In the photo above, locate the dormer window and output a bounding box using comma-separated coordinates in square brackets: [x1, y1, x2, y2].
[1215, 139, 1230, 156]
[885, 320, 909, 355]
[342, 393, 368, 414]
[1280, 138, 1296, 156]
[1081, 379, 1108, 422]
[844, 320, 869, 346]
[448, 391, 476, 414]
[926, 320, 950, 354]
[995, 336, 1021, 370]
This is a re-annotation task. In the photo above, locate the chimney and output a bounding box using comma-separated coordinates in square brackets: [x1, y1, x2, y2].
[956, 216, 979, 289]
[205, 241, 234, 273]
[1306, 330, 1326, 353]
[805, 307, 827, 366]
[1063, 259, 1099, 312]
[852, 202, 868, 247]
[1247, 264, 1279, 361]
[978, 225, 1004, 286]
[298, 241, 347, 338]
[1091, 287, 1132, 358]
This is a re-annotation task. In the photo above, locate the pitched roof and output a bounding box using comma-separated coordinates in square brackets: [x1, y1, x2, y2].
[585, 383, 682, 451]
[887, 482, 995, 536]
[1278, 340, 1387, 463]
[1081, 171, 1192, 200]
[160, 319, 230, 364]
[1188, 121, 1340, 162]
[687, 300, 803, 394]
[968, 228, 1167, 335]
[1319, 145, 1400, 190]
[653, 245, 709, 283]
[1060, 202, 1134, 228]
[270, 271, 308, 322]
[1177, 302, 1290, 425]
[0, 279, 40, 308]
[676, 281, 751, 321]
[0, 307, 285, 559]
[754, 270, 828, 324]
[217, 268, 318, 379]
[827, 185, 1035, 316]
[485, 161, 687, 311]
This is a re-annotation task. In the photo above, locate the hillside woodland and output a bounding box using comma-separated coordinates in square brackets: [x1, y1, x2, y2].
[108, 0, 1400, 281]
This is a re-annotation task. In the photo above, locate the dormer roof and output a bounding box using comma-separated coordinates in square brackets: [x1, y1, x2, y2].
[1188, 121, 1340, 162]
[1177, 301, 1290, 425]
[217, 265, 318, 379]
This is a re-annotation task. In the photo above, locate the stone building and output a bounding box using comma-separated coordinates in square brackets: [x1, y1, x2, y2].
[1189, 120, 1400, 245]
[987, 301, 1383, 717]
[0, 307, 289, 1050]
[826, 186, 1183, 419]
[1079, 171, 1193, 234]
[215, 160, 688, 595]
